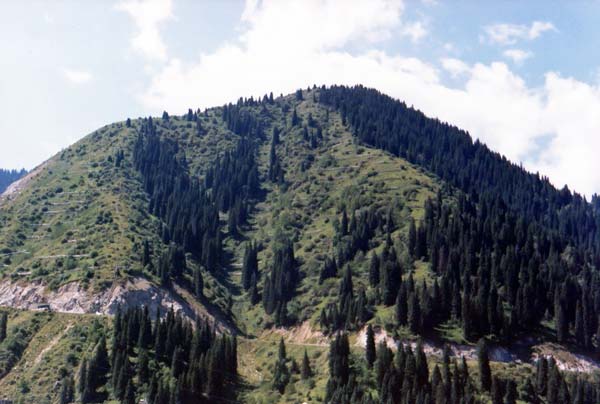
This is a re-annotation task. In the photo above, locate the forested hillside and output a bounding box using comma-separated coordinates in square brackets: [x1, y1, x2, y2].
[0, 86, 599, 403]
[0, 168, 26, 194]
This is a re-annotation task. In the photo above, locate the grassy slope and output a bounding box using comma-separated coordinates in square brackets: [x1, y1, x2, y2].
[0, 308, 110, 404]
[0, 109, 239, 292]
[221, 92, 445, 402]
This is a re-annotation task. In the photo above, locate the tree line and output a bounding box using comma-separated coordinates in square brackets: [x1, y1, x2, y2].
[71, 307, 237, 404]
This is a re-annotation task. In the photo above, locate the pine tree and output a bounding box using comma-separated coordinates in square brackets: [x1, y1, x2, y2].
[477, 338, 492, 391]
[408, 292, 422, 333]
[368, 254, 380, 287]
[193, 268, 203, 298]
[339, 266, 353, 302]
[574, 300, 584, 345]
[59, 376, 74, 404]
[249, 273, 260, 305]
[0, 312, 6, 343]
[137, 349, 150, 385]
[555, 297, 569, 343]
[366, 324, 376, 368]
[291, 108, 300, 126]
[124, 381, 136, 404]
[395, 285, 408, 326]
[415, 340, 429, 387]
[77, 358, 88, 398]
[242, 241, 258, 290]
[90, 335, 109, 388]
[272, 338, 290, 393]
[408, 218, 417, 258]
[319, 256, 338, 283]
[329, 333, 350, 387]
[301, 349, 312, 379]
[535, 357, 548, 395]
[278, 337, 286, 361]
[340, 208, 348, 236]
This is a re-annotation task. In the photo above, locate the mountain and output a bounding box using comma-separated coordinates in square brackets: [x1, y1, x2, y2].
[0, 86, 599, 403]
[0, 168, 27, 194]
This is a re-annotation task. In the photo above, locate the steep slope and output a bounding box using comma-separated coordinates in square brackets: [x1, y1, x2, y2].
[0, 168, 27, 194]
[0, 111, 239, 319]
[0, 86, 599, 403]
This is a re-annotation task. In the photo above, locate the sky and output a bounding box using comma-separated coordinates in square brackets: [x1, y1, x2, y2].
[1, 1, 600, 197]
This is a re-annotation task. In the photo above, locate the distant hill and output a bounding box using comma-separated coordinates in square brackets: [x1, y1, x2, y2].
[0, 86, 598, 403]
[0, 168, 26, 194]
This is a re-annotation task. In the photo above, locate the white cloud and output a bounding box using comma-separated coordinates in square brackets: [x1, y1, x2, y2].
[62, 68, 93, 84]
[139, 0, 600, 196]
[484, 20, 556, 45]
[441, 57, 470, 77]
[529, 21, 556, 39]
[115, 0, 173, 61]
[503, 49, 533, 64]
[401, 21, 427, 42]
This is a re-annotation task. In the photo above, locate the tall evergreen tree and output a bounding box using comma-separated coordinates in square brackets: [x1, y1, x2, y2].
[477, 338, 492, 391]
[365, 324, 376, 368]
[193, 268, 203, 298]
[272, 338, 290, 394]
[77, 358, 88, 398]
[301, 349, 312, 379]
[59, 376, 75, 404]
[0, 312, 6, 343]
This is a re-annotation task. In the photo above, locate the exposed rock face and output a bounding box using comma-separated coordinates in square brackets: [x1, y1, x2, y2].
[0, 277, 232, 331]
[0, 278, 238, 334]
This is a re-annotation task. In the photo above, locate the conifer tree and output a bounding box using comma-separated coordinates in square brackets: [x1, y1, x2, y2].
[124, 381, 136, 404]
[137, 349, 150, 386]
[395, 285, 408, 326]
[368, 254, 380, 287]
[59, 376, 74, 404]
[408, 292, 422, 333]
[0, 312, 6, 343]
[329, 333, 350, 388]
[365, 324, 376, 368]
[491, 376, 503, 404]
[272, 338, 290, 393]
[301, 349, 312, 379]
[408, 217, 417, 258]
[555, 297, 569, 343]
[77, 357, 88, 398]
[249, 273, 260, 305]
[477, 338, 492, 391]
[242, 241, 258, 290]
[193, 268, 203, 298]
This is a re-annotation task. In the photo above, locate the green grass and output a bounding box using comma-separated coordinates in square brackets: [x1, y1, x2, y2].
[237, 332, 330, 404]
[0, 112, 239, 292]
[226, 96, 441, 335]
[0, 308, 109, 403]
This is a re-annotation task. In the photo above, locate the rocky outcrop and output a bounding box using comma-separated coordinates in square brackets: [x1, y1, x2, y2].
[0, 277, 231, 332]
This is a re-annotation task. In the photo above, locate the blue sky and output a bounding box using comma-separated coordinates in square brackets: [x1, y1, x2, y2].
[1, 0, 600, 196]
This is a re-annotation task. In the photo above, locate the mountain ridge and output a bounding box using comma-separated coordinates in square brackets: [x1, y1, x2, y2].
[0, 85, 599, 403]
